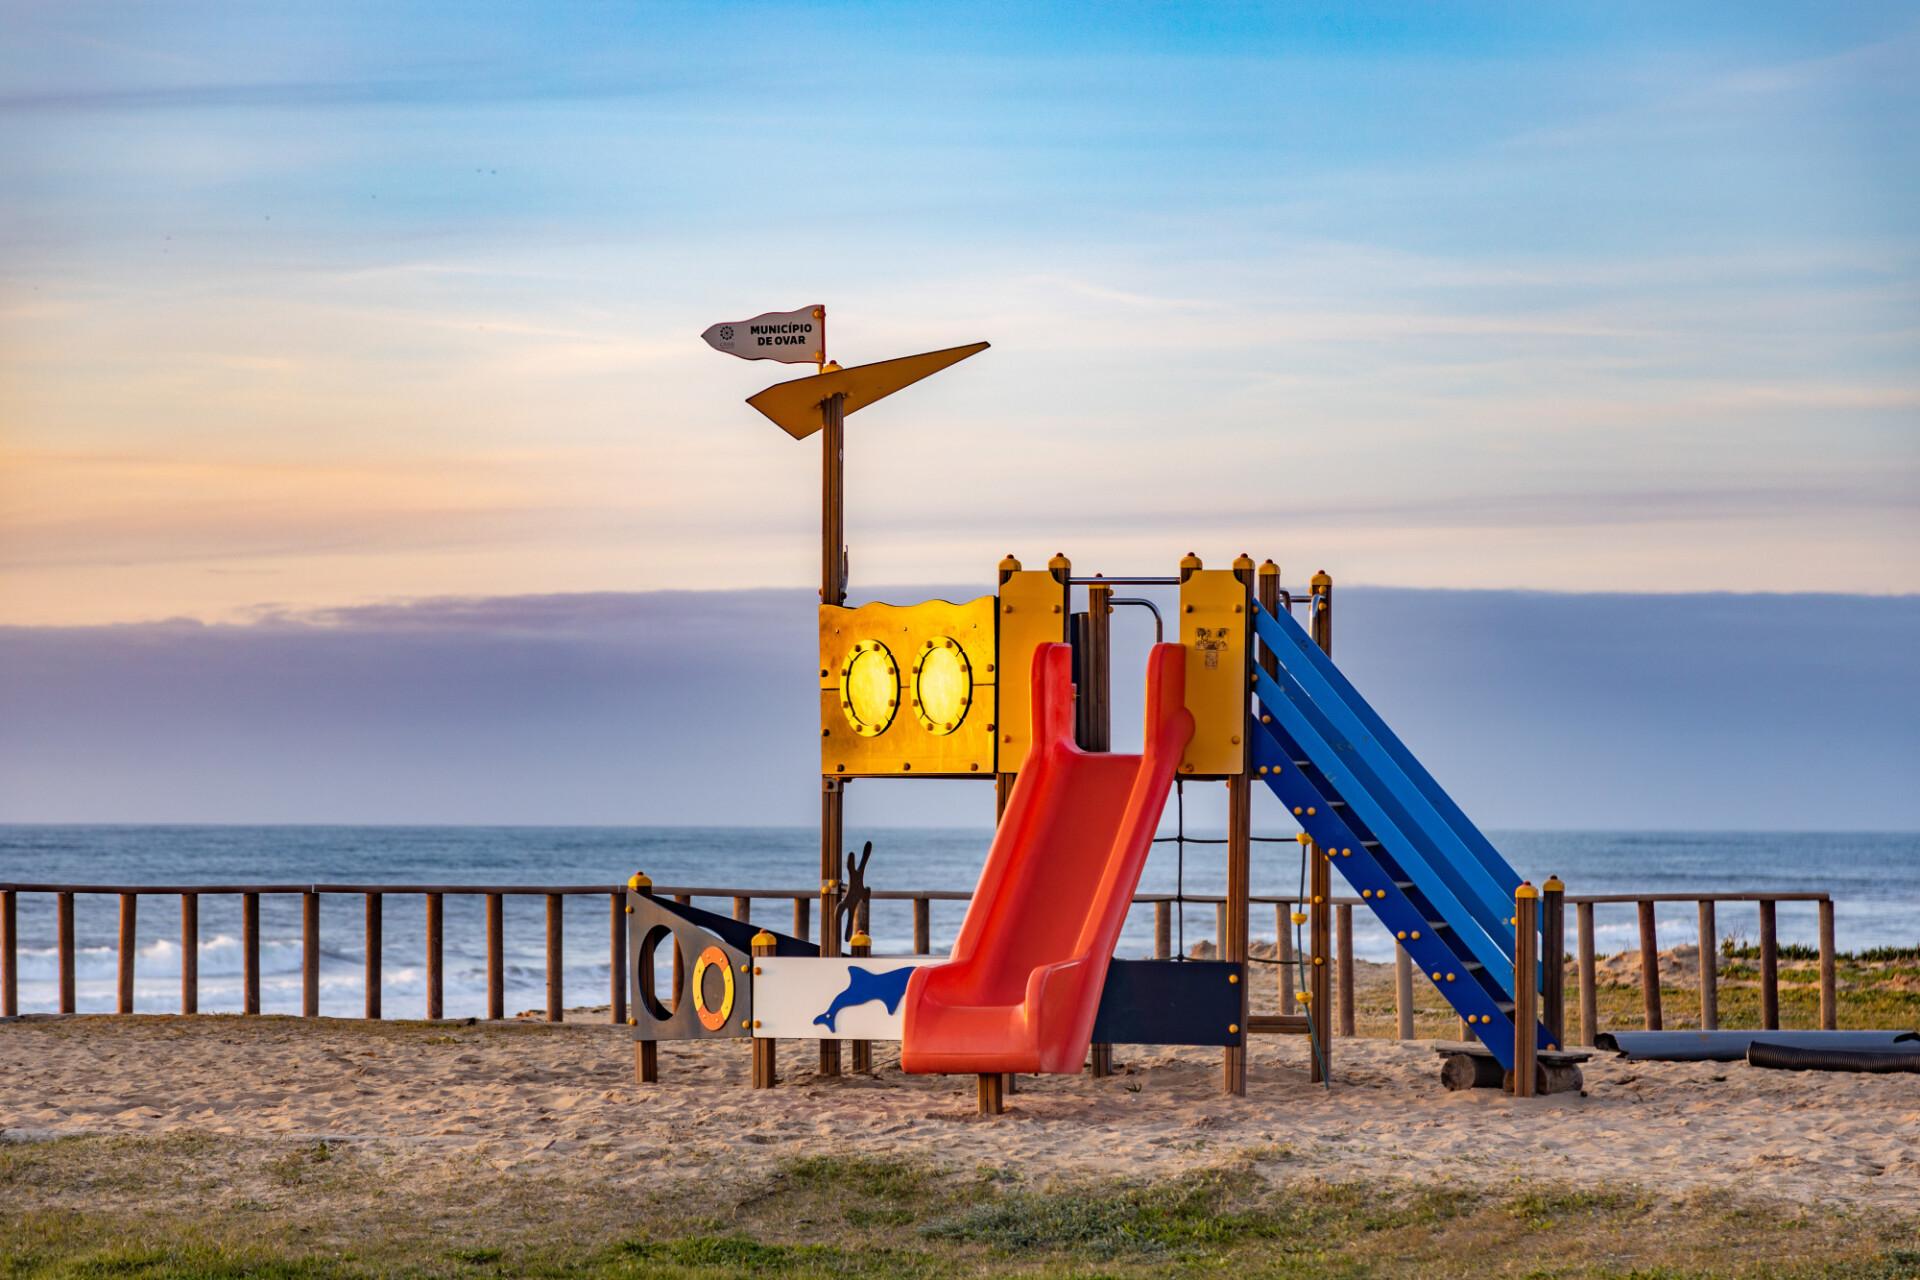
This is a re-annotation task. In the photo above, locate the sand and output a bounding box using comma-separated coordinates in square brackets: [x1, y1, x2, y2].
[4, 1013, 1918, 1210]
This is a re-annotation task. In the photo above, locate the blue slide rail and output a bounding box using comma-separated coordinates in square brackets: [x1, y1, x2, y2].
[1250, 600, 1554, 1070]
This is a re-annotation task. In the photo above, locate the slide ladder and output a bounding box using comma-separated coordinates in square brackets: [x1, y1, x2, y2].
[1251, 600, 1553, 1070]
[901, 642, 1193, 1074]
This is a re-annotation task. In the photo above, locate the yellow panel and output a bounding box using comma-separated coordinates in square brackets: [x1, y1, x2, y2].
[1178, 569, 1249, 777]
[993, 570, 1069, 775]
[748, 343, 990, 439]
[820, 597, 997, 777]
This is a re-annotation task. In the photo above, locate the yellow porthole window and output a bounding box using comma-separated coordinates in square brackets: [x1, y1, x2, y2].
[911, 636, 973, 735]
[840, 639, 899, 737]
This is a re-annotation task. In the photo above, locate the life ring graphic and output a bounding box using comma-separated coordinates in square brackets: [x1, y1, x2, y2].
[690, 945, 735, 1031]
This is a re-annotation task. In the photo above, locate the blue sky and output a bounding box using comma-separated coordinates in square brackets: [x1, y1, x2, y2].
[2, 2, 1914, 623]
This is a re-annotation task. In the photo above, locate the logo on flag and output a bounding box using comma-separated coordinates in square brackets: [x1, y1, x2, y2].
[702, 306, 824, 363]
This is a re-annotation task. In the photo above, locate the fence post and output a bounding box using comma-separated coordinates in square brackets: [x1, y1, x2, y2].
[1155, 901, 1170, 960]
[1336, 903, 1355, 1037]
[365, 892, 382, 1020]
[1818, 898, 1836, 1031]
[751, 930, 779, 1088]
[1577, 901, 1596, 1046]
[1513, 883, 1538, 1097]
[1759, 899, 1779, 1031]
[1697, 900, 1718, 1030]
[795, 896, 812, 944]
[303, 891, 320, 1017]
[1, 889, 15, 1017]
[426, 893, 444, 1020]
[486, 893, 504, 1021]
[1541, 877, 1564, 1048]
[118, 893, 138, 1015]
[180, 893, 198, 1015]
[58, 891, 75, 1013]
[913, 898, 930, 955]
[610, 892, 627, 1026]
[1394, 943, 1414, 1040]
[546, 893, 564, 1023]
[243, 893, 260, 1015]
[1637, 899, 1661, 1031]
[735, 896, 751, 925]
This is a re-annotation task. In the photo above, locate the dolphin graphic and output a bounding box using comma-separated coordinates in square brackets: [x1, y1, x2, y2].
[812, 965, 916, 1033]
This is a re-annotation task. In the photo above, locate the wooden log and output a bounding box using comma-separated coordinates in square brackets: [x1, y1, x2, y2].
[243, 892, 260, 1015]
[751, 930, 778, 1088]
[364, 892, 382, 1020]
[180, 893, 198, 1015]
[1513, 884, 1538, 1096]
[1759, 899, 1779, 1031]
[486, 892, 504, 1021]
[1394, 942, 1414, 1040]
[1541, 877, 1565, 1048]
[1698, 899, 1718, 1031]
[913, 897, 929, 955]
[1336, 902, 1355, 1037]
[610, 892, 627, 1026]
[425, 893, 443, 1020]
[1637, 898, 1662, 1031]
[545, 893, 564, 1023]
[1818, 898, 1836, 1031]
[118, 892, 137, 1014]
[303, 891, 320, 1017]
[1, 888, 15, 1018]
[1577, 900, 1596, 1046]
[57, 891, 75, 1013]
[1505, 1061, 1583, 1096]
[1440, 1053, 1506, 1091]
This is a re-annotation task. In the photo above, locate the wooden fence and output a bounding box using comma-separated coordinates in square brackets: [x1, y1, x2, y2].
[0, 883, 1836, 1040]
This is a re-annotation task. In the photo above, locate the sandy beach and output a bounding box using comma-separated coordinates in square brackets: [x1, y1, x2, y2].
[4, 1012, 1916, 1212]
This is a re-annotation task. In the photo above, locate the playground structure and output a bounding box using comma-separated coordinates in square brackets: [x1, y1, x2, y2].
[624, 328, 1577, 1110]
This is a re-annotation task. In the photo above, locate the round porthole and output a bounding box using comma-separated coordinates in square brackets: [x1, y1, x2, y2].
[840, 639, 899, 737]
[690, 945, 735, 1031]
[912, 636, 973, 735]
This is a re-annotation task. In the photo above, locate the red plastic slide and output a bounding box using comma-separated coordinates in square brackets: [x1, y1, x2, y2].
[900, 642, 1193, 1075]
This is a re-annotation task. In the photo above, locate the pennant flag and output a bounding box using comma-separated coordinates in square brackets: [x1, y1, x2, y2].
[701, 305, 825, 363]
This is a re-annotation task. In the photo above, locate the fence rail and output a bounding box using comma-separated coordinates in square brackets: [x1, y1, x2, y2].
[0, 882, 1836, 1040]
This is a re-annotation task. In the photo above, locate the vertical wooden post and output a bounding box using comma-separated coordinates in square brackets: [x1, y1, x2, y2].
[1, 889, 15, 1018]
[1636, 899, 1661, 1030]
[1335, 903, 1355, 1037]
[750, 930, 779, 1088]
[1818, 898, 1836, 1031]
[364, 892, 382, 1020]
[180, 893, 198, 1015]
[303, 891, 320, 1018]
[425, 893, 444, 1020]
[1513, 883, 1539, 1097]
[1278, 904, 1296, 1014]
[632, 874, 658, 1085]
[486, 892, 504, 1021]
[1080, 580, 1112, 751]
[977, 1070, 1004, 1115]
[57, 891, 75, 1014]
[1309, 845, 1332, 1081]
[1309, 569, 1332, 653]
[849, 930, 873, 1074]
[1759, 899, 1779, 1031]
[1577, 900, 1596, 1046]
[545, 893, 564, 1022]
[734, 896, 751, 924]
[819, 389, 848, 1082]
[118, 892, 137, 1015]
[1541, 877, 1564, 1048]
[242, 892, 260, 1015]
[1697, 899, 1718, 1031]
[912, 898, 929, 954]
[794, 896, 811, 943]
[1155, 901, 1171, 960]
[297, 890, 316, 1020]
[1394, 943, 1414, 1040]
[1214, 902, 1228, 954]
[610, 892, 627, 1026]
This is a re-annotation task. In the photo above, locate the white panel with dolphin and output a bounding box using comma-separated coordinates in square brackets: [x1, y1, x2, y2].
[753, 957, 946, 1040]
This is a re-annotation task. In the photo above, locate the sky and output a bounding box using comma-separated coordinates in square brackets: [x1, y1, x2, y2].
[2, 2, 1915, 627]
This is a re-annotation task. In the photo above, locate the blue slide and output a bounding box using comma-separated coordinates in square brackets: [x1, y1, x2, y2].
[1251, 601, 1553, 1070]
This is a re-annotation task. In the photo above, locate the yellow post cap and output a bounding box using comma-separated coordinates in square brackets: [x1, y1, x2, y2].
[1180, 552, 1203, 572]
[1515, 881, 1539, 899]
[1258, 558, 1279, 578]
[1047, 551, 1071, 571]
[1543, 876, 1565, 892]
[749, 929, 778, 947]
[628, 872, 651, 891]
[1232, 553, 1255, 573]
[849, 931, 872, 948]
[998, 554, 1022, 574]
[1311, 569, 1332, 589]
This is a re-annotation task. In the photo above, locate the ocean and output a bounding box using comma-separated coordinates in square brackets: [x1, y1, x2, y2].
[3, 825, 1915, 1019]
